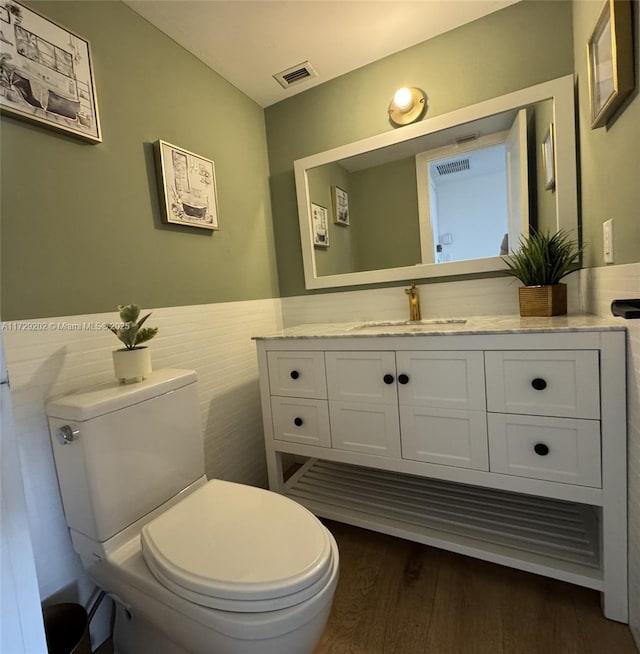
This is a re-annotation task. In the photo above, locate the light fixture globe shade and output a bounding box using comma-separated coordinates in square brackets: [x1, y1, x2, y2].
[393, 87, 414, 112]
[388, 86, 427, 126]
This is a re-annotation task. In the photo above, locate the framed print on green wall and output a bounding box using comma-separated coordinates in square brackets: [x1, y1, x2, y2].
[311, 202, 329, 247]
[587, 0, 634, 129]
[332, 186, 350, 226]
[155, 140, 220, 231]
[0, 0, 102, 142]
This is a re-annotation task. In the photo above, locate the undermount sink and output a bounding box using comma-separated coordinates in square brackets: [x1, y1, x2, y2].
[350, 318, 467, 330]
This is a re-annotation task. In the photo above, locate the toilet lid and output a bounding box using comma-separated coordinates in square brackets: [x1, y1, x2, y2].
[140, 480, 333, 611]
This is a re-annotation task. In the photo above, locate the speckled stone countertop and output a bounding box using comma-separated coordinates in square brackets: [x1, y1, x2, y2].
[253, 314, 626, 340]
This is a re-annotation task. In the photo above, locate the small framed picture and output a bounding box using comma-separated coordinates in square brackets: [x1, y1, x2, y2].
[311, 202, 329, 248]
[332, 186, 349, 226]
[587, 0, 634, 129]
[541, 123, 555, 191]
[155, 140, 219, 230]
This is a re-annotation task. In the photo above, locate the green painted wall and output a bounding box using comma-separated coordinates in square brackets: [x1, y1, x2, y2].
[307, 163, 356, 275]
[265, 0, 575, 297]
[573, 0, 640, 267]
[350, 157, 420, 272]
[0, 1, 278, 320]
[308, 155, 420, 276]
[5, 1, 628, 320]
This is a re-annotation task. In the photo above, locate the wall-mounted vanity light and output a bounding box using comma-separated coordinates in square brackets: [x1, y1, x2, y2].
[388, 87, 427, 127]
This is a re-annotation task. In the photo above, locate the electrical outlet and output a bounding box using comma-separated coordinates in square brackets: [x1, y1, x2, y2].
[603, 219, 614, 264]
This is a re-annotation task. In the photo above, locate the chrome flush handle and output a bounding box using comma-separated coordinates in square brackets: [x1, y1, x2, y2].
[56, 425, 79, 445]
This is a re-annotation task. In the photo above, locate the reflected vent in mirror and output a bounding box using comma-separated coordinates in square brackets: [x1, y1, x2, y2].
[435, 158, 470, 176]
[273, 61, 318, 88]
[455, 133, 479, 145]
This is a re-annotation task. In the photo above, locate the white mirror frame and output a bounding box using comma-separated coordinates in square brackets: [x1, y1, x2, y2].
[294, 75, 577, 290]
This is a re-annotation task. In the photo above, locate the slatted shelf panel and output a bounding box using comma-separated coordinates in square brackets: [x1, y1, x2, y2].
[284, 459, 602, 588]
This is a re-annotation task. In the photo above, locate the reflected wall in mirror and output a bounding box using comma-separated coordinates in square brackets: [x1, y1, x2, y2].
[295, 75, 577, 290]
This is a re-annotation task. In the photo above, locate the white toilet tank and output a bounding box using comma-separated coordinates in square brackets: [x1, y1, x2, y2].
[46, 369, 204, 543]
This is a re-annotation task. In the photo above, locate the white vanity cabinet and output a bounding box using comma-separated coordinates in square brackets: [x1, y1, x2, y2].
[255, 322, 627, 622]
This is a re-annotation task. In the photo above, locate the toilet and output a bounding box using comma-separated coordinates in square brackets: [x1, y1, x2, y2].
[46, 369, 339, 654]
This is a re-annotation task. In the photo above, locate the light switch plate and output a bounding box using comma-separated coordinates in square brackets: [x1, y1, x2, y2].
[603, 219, 614, 264]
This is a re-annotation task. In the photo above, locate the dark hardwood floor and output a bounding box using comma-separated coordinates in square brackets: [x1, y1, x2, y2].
[314, 520, 638, 654]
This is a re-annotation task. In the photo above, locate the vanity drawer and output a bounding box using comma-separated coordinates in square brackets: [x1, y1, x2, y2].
[485, 351, 599, 419]
[488, 413, 601, 487]
[267, 351, 327, 399]
[271, 397, 331, 448]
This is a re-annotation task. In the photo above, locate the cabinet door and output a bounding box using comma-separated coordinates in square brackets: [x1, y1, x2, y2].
[326, 351, 398, 404]
[488, 413, 601, 487]
[485, 351, 599, 419]
[401, 406, 489, 470]
[326, 351, 401, 458]
[397, 351, 488, 470]
[396, 351, 485, 410]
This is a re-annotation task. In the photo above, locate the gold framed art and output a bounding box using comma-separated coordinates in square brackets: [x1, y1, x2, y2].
[587, 0, 634, 129]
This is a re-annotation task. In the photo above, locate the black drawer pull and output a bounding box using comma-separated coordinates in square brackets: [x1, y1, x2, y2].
[383, 374, 395, 385]
[294, 417, 303, 427]
[398, 374, 410, 385]
[534, 443, 550, 456]
[290, 370, 300, 380]
[531, 378, 547, 391]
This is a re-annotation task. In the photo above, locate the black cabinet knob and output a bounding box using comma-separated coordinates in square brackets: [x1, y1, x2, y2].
[383, 374, 394, 384]
[294, 417, 303, 427]
[534, 443, 550, 456]
[290, 370, 300, 380]
[531, 378, 547, 391]
[398, 373, 409, 385]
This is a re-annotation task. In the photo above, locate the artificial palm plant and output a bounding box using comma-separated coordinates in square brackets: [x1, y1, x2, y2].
[502, 229, 583, 316]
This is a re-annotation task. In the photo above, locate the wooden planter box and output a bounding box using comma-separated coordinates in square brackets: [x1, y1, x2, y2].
[518, 283, 567, 316]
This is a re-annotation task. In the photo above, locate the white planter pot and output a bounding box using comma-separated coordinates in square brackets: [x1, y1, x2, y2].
[112, 347, 152, 383]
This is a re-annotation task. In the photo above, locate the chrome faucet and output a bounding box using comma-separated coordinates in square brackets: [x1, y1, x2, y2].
[405, 282, 421, 321]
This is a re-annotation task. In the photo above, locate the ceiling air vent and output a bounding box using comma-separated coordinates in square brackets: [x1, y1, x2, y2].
[436, 158, 471, 176]
[273, 61, 318, 89]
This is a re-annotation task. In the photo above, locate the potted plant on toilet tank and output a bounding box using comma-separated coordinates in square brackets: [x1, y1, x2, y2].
[108, 304, 158, 382]
[502, 229, 583, 317]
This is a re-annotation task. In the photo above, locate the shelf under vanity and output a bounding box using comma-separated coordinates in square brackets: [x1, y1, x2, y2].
[285, 458, 601, 590]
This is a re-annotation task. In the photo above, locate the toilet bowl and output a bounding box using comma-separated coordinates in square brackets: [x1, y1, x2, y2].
[46, 369, 339, 653]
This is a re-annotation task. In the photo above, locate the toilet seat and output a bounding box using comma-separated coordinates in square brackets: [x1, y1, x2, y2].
[141, 480, 334, 612]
